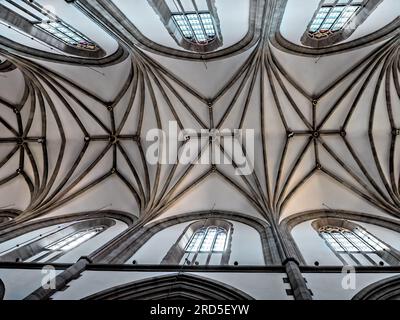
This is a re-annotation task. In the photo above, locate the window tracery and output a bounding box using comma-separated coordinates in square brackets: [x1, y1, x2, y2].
[301, 0, 383, 47]
[0, 0, 97, 50]
[316, 220, 400, 266]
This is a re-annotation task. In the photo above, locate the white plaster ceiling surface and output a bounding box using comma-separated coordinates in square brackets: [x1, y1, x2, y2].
[0, 0, 399, 234]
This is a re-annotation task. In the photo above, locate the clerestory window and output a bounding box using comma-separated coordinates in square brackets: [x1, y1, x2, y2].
[318, 222, 400, 266]
[0, 219, 114, 263]
[26, 226, 105, 263]
[0, 0, 97, 50]
[37, 20, 96, 50]
[185, 226, 227, 253]
[301, 0, 383, 47]
[308, 0, 362, 38]
[146, 0, 223, 52]
[162, 219, 232, 266]
[172, 12, 216, 45]
[320, 225, 387, 253]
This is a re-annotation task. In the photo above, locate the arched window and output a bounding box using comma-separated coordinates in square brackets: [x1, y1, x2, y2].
[314, 219, 400, 266]
[308, 0, 362, 38]
[172, 12, 216, 45]
[0, 219, 114, 263]
[301, 0, 383, 47]
[146, 0, 223, 52]
[162, 219, 233, 266]
[27, 227, 104, 263]
[185, 226, 228, 253]
[37, 21, 96, 50]
[0, 0, 97, 51]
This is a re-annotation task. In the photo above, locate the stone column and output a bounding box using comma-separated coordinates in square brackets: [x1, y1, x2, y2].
[283, 258, 312, 300]
[271, 221, 312, 300]
[24, 257, 91, 300]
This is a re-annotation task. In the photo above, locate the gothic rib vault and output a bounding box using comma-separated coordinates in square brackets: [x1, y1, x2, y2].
[0, 0, 399, 300]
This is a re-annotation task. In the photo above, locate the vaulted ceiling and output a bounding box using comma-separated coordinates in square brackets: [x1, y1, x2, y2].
[0, 0, 399, 233]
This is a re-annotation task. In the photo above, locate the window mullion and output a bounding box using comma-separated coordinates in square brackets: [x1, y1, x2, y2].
[191, 230, 206, 263]
[342, 232, 376, 266]
[331, 232, 361, 265]
[25, 249, 52, 263]
[190, 227, 209, 265]
[308, 1, 362, 35]
[318, 6, 333, 31]
[190, 0, 208, 42]
[205, 228, 219, 265]
[57, 23, 81, 43]
[32, 250, 60, 263]
[183, 231, 202, 265]
[357, 229, 385, 250]
[329, 232, 349, 253]
[184, 226, 229, 266]
[358, 230, 400, 263]
[352, 231, 375, 251]
[184, 15, 199, 43]
[321, 232, 348, 265]
[330, 6, 347, 31]
[173, 0, 199, 44]
[351, 232, 381, 266]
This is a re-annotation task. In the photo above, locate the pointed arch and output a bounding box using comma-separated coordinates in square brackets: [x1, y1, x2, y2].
[0, 278, 4, 300]
[83, 274, 254, 300]
[353, 275, 400, 300]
